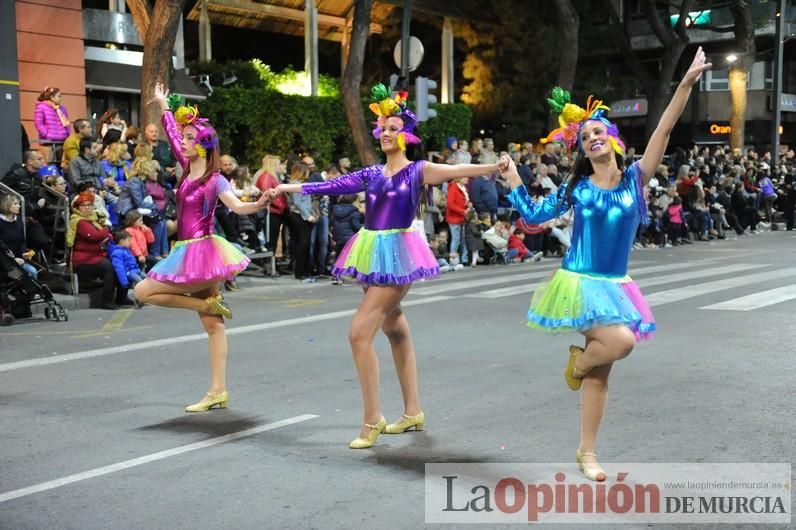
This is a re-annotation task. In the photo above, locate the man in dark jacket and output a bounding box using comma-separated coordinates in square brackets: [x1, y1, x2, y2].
[68, 137, 105, 190]
[3, 150, 45, 212]
[470, 175, 498, 220]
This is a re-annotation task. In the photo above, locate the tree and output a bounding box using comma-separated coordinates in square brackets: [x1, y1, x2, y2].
[128, 0, 187, 128]
[553, 0, 579, 92]
[602, 0, 694, 139]
[341, 0, 378, 166]
[727, 0, 755, 151]
[551, 0, 579, 132]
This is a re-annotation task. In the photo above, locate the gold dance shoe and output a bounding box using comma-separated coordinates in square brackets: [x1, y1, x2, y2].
[564, 345, 586, 391]
[348, 416, 386, 449]
[206, 294, 232, 319]
[385, 412, 425, 434]
[576, 449, 607, 482]
[185, 390, 229, 412]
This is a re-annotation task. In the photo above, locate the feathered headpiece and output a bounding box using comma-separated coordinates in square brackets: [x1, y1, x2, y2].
[541, 87, 625, 156]
[167, 93, 219, 158]
[369, 84, 421, 152]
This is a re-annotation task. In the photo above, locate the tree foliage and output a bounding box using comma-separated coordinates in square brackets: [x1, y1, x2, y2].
[196, 86, 470, 168]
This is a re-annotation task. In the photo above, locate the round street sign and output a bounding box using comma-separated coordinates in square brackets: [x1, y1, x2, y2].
[393, 36, 424, 72]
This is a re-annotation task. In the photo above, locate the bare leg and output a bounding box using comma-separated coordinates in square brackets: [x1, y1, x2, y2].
[575, 325, 635, 374]
[134, 278, 220, 311]
[195, 286, 227, 396]
[382, 302, 422, 423]
[576, 326, 635, 476]
[349, 284, 410, 438]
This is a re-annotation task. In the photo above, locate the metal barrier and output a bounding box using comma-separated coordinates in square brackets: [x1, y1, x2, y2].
[39, 185, 70, 264]
[244, 210, 277, 277]
[33, 140, 65, 165]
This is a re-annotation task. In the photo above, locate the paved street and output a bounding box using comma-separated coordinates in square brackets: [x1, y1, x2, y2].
[1, 232, 795, 529]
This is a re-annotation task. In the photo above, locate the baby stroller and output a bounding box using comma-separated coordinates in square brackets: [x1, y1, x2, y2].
[0, 242, 67, 325]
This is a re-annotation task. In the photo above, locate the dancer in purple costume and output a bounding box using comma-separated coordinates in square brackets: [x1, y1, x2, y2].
[134, 83, 270, 413]
[499, 48, 711, 480]
[270, 84, 509, 448]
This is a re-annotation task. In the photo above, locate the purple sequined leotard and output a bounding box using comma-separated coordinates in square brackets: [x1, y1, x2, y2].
[301, 161, 438, 285]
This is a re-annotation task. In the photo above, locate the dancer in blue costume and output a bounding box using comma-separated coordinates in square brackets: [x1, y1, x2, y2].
[500, 48, 711, 481]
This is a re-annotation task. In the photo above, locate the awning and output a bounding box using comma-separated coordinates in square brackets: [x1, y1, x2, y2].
[84, 60, 206, 100]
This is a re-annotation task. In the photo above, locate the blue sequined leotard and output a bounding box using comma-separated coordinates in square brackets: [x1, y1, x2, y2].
[506, 162, 655, 339]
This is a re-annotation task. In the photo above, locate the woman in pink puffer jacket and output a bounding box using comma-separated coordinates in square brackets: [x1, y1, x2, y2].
[34, 87, 70, 141]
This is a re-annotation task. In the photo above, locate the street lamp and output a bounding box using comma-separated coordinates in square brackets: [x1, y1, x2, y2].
[726, 53, 738, 63]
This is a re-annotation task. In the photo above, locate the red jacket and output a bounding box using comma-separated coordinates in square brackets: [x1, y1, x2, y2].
[72, 219, 111, 267]
[508, 234, 529, 256]
[445, 182, 468, 225]
[125, 225, 155, 258]
[256, 172, 288, 215]
[515, 217, 547, 235]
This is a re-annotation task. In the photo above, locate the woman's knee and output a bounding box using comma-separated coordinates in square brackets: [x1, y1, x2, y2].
[382, 311, 408, 344]
[612, 327, 636, 359]
[133, 280, 152, 303]
[348, 318, 378, 351]
[201, 315, 225, 336]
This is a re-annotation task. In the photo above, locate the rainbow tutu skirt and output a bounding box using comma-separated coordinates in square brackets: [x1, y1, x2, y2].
[333, 227, 439, 285]
[527, 268, 656, 341]
[147, 234, 250, 284]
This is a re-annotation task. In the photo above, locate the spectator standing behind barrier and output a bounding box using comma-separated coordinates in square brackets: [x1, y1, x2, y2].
[445, 176, 470, 266]
[34, 87, 70, 144]
[254, 155, 288, 259]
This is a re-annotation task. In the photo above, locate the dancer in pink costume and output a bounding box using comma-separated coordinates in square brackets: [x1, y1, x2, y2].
[134, 82, 270, 412]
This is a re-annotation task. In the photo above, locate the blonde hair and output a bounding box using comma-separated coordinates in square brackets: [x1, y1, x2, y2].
[134, 143, 153, 161]
[289, 163, 309, 183]
[132, 158, 158, 180]
[106, 142, 128, 165]
[261, 154, 281, 176]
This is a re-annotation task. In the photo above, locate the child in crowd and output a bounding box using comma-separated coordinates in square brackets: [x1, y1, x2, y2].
[464, 209, 484, 267]
[109, 230, 145, 293]
[123, 210, 155, 267]
[429, 234, 463, 272]
[666, 196, 685, 245]
[507, 229, 532, 262]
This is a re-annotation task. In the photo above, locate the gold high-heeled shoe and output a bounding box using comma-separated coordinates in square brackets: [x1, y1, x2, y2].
[564, 345, 587, 391]
[185, 390, 229, 412]
[206, 293, 232, 319]
[576, 449, 607, 482]
[384, 412, 425, 434]
[348, 416, 386, 449]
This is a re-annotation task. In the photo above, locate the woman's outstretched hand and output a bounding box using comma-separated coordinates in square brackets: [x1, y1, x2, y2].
[266, 186, 282, 202]
[497, 154, 511, 173]
[255, 191, 271, 209]
[147, 82, 170, 111]
[499, 156, 523, 188]
[681, 46, 712, 87]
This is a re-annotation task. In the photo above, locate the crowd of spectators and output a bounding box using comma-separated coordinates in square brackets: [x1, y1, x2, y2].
[2, 85, 796, 313]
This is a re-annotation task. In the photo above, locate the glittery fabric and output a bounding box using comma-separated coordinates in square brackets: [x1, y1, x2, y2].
[147, 112, 249, 284]
[507, 162, 655, 338]
[301, 161, 438, 285]
[302, 161, 426, 230]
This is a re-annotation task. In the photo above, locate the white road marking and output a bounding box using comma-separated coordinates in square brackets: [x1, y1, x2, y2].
[646, 268, 796, 306]
[700, 284, 796, 311]
[0, 414, 319, 505]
